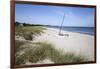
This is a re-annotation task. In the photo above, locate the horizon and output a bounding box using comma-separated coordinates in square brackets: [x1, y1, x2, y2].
[15, 21, 94, 28]
[15, 4, 95, 27]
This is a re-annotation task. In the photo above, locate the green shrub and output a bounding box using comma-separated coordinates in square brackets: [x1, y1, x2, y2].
[15, 55, 25, 65]
[23, 32, 33, 40]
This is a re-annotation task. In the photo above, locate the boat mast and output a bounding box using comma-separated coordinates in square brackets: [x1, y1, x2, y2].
[59, 12, 66, 35]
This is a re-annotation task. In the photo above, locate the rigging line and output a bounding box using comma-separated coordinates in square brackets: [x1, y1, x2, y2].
[59, 12, 66, 35]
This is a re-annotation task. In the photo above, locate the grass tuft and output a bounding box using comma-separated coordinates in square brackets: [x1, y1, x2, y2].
[15, 26, 45, 40]
[15, 40, 85, 65]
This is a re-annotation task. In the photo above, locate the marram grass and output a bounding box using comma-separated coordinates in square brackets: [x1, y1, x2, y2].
[15, 40, 85, 65]
[15, 26, 45, 40]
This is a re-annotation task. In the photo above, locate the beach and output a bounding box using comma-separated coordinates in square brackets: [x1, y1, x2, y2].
[33, 27, 94, 61]
[14, 4, 95, 66]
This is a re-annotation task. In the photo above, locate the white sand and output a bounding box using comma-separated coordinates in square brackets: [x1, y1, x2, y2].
[33, 27, 94, 61]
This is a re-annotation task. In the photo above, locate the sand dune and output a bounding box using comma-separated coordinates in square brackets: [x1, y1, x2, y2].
[33, 27, 94, 61]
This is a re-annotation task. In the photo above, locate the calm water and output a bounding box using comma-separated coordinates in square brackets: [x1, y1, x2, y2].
[46, 26, 94, 35]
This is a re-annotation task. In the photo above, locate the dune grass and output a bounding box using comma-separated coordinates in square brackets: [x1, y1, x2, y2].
[15, 40, 85, 65]
[15, 40, 29, 53]
[15, 26, 45, 40]
[15, 24, 85, 65]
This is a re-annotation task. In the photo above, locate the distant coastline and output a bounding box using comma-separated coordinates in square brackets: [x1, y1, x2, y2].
[45, 26, 94, 36]
[15, 22, 94, 35]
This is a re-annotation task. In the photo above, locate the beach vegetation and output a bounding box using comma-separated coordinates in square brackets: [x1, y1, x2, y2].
[15, 25, 45, 40]
[15, 40, 85, 65]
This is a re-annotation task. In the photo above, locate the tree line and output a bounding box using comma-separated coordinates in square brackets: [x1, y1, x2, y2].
[15, 22, 44, 26]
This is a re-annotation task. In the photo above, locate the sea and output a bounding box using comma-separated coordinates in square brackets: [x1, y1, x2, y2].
[46, 26, 94, 36]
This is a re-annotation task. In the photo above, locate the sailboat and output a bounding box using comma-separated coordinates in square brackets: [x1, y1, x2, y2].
[59, 12, 69, 37]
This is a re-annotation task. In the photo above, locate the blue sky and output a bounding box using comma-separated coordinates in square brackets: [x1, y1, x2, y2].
[15, 4, 95, 27]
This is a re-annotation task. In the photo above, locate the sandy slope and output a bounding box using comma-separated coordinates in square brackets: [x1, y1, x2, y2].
[33, 27, 94, 61]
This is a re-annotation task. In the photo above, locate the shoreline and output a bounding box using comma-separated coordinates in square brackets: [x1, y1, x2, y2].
[33, 27, 94, 61]
[44, 27, 94, 36]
